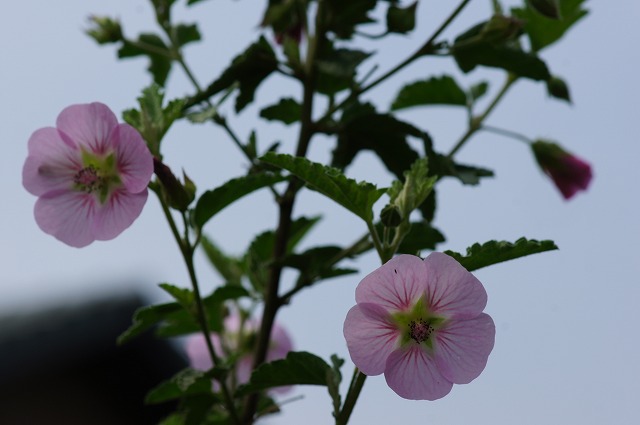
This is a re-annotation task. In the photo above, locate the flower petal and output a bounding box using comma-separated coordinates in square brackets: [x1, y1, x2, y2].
[267, 322, 294, 362]
[91, 189, 148, 241]
[56, 103, 118, 154]
[113, 124, 153, 193]
[384, 345, 453, 400]
[343, 303, 399, 376]
[423, 252, 488, 319]
[355, 255, 429, 312]
[33, 189, 97, 248]
[433, 313, 495, 384]
[23, 128, 80, 196]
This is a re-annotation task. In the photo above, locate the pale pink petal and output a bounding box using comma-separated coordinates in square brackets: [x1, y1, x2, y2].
[113, 123, 153, 193]
[91, 189, 148, 241]
[23, 128, 80, 196]
[423, 252, 487, 319]
[267, 322, 294, 362]
[235, 356, 253, 386]
[33, 190, 97, 248]
[56, 103, 118, 154]
[186, 333, 216, 371]
[385, 345, 453, 400]
[355, 255, 429, 312]
[343, 303, 399, 376]
[433, 313, 495, 384]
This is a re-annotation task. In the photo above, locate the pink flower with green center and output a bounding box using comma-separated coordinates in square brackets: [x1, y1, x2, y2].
[186, 313, 294, 392]
[343, 253, 495, 400]
[22, 103, 153, 247]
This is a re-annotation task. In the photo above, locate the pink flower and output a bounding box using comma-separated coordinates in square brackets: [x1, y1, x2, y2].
[186, 313, 294, 392]
[22, 103, 153, 247]
[343, 253, 495, 400]
[532, 140, 593, 200]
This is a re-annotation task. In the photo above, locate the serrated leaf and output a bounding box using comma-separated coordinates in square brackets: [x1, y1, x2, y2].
[445, 237, 558, 272]
[186, 106, 218, 123]
[317, 45, 371, 95]
[470, 81, 490, 101]
[145, 368, 213, 404]
[118, 33, 173, 86]
[512, 0, 588, 51]
[332, 104, 423, 179]
[197, 36, 278, 112]
[328, 355, 344, 417]
[195, 173, 286, 228]
[236, 351, 331, 396]
[427, 151, 494, 186]
[261, 153, 385, 223]
[159, 283, 194, 311]
[324, 0, 377, 39]
[391, 75, 467, 110]
[260, 98, 302, 125]
[453, 42, 551, 81]
[117, 302, 183, 345]
[173, 23, 201, 48]
[386, 1, 417, 34]
[282, 246, 358, 283]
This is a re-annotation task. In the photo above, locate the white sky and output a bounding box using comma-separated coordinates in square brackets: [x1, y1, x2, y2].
[2, 0, 639, 424]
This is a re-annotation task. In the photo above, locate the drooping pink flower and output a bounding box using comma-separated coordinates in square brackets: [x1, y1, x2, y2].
[343, 253, 495, 400]
[22, 103, 153, 247]
[186, 313, 294, 392]
[531, 140, 593, 200]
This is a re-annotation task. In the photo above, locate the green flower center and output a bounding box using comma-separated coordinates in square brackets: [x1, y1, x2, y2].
[73, 149, 122, 204]
[392, 296, 446, 349]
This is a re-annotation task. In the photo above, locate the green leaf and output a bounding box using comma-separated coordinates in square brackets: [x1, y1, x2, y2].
[512, 0, 588, 52]
[145, 368, 213, 404]
[159, 283, 194, 311]
[324, 0, 377, 39]
[118, 33, 173, 86]
[317, 46, 371, 95]
[259, 98, 302, 125]
[172, 23, 201, 48]
[328, 355, 344, 417]
[453, 42, 551, 81]
[86, 16, 123, 44]
[198, 36, 278, 112]
[469, 81, 490, 102]
[186, 106, 218, 123]
[282, 246, 358, 282]
[194, 173, 286, 228]
[332, 104, 424, 179]
[261, 153, 385, 223]
[391, 75, 467, 110]
[388, 157, 436, 220]
[386, 1, 417, 34]
[444, 237, 558, 272]
[427, 151, 494, 186]
[236, 352, 331, 396]
[200, 236, 244, 286]
[395, 221, 445, 253]
[117, 302, 182, 345]
[546, 75, 571, 103]
[123, 84, 185, 156]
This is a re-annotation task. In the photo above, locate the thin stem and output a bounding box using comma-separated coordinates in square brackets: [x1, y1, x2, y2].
[154, 191, 240, 425]
[336, 370, 367, 425]
[447, 73, 517, 158]
[366, 220, 385, 261]
[241, 2, 327, 423]
[481, 124, 533, 145]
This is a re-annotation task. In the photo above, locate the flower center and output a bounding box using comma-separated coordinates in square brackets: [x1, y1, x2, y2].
[74, 165, 104, 193]
[408, 319, 434, 343]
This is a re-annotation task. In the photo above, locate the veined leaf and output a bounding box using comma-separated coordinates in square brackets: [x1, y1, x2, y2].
[261, 153, 385, 223]
[445, 237, 558, 272]
[194, 173, 285, 228]
[391, 75, 467, 110]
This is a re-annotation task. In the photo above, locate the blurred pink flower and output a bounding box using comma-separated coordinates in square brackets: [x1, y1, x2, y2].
[532, 140, 593, 200]
[343, 253, 495, 400]
[186, 313, 293, 392]
[22, 102, 153, 247]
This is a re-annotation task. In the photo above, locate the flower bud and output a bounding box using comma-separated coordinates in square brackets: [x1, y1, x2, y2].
[531, 140, 592, 200]
[380, 204, 403, 228]
[86, 16, 123, 44]
[546, 76, 571, 103]
[153, 158, 196, 211]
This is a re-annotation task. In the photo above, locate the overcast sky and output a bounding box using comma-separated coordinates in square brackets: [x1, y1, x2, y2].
[2, 1, 639, 424]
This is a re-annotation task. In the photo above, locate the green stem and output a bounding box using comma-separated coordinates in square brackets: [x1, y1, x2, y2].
[336, 370, 367, 425]
[154, 191, 240, 425]
[447, 73, 517, 158]
[481, 124, 532, 145]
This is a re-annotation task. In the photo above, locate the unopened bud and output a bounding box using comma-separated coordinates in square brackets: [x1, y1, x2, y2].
[380, 204, 403, 228]
[86, 16, 123, 44]
[546, 76, 571, 103]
